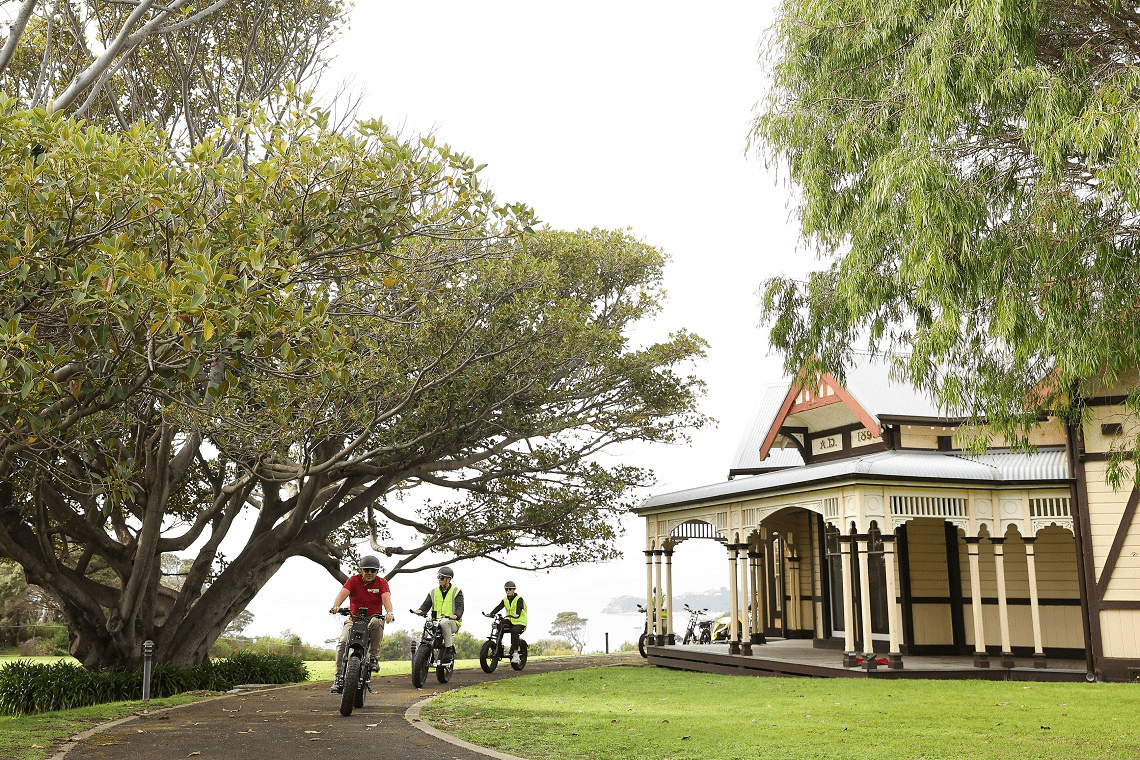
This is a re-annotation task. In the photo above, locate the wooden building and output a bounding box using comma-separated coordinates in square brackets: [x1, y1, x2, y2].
[634, 357, 1140, 681]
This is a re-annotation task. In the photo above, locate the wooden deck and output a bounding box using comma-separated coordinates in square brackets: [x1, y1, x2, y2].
[647, 638, 1090, 681]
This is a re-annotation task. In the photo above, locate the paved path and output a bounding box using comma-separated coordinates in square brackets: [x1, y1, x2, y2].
[60, 653, 643, 760]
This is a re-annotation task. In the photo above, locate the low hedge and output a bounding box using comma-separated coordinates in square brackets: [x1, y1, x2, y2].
[0, 650, 307, 715]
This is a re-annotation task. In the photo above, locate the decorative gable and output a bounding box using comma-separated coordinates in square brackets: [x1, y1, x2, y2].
[789, 377, 843, 413]
[758, 371, 883, 462]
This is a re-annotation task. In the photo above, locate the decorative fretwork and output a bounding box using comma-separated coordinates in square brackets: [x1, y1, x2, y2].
[1029, 497, 1073, 534]
[823, 497, 840, 519]
[669, 520, 719, 540]
[890, 495, 967, 519]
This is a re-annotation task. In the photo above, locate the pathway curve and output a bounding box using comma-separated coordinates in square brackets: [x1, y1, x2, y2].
[59, 653, 643, 760]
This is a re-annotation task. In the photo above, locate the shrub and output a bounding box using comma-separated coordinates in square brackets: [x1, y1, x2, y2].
[528, 638, 575, 657]
[454, 631, 481, 660]
[16, 637, 55, 656]
[0, 651, 308, 715]
[379, 629, 415, 660]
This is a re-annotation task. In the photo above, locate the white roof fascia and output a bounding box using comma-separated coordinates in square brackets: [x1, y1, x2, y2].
[637, 448, 1071, 514]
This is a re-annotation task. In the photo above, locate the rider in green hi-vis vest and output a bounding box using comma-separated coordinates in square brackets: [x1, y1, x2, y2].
[488, 580, 527, 664]
[414, 566, 463, 662]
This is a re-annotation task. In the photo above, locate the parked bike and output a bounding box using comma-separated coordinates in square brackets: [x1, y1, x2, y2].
[333, 606, 378, 717]
[410, 608, 454, 688]
[681, 604, 712, 645]
[636, 603, 662, 658]
[479, 611, 528, 673]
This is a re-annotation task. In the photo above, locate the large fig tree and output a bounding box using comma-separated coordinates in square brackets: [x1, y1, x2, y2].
[0, 96, 707, 668]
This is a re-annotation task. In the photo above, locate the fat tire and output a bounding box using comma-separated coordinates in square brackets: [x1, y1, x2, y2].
[435, 654, 452, 684]
[353, 677, 365, 708]
[510, 643, 528, 671]
[638, 632, 648, 658]
[699, 629, 711, 644]
[411, 643, 431, 688]
[479, 639, 498, 673]
[683, 630, 693, 645]
[339, 655, 362, 716]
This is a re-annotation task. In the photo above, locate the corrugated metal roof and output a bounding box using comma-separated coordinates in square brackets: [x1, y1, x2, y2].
[638, 448, 1072, 513]
[842, 356, 950, 420]
[728, 382, 795, 473]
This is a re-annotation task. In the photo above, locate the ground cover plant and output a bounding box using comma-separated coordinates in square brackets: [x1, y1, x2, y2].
[421, 667, 1140, 759]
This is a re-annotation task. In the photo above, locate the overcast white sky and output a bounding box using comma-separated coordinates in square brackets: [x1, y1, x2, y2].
[239, 1, 816, 651]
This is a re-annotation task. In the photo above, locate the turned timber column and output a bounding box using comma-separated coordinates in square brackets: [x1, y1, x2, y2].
[992, 538, 1015, 668]
[856, 534, 877, 670]
[644, 549, 655, 649]
[882, 535, 904, 669]
[750, 550, 766, 644]
[738, 543, 753, 656]
[728, 542, 741, 655]
[965, 538, 989, 667]
[789, 548, 802, 632]
[664, 547, 675, 645]
[839, 535, 858, 667]
[757, 541, 770, 642]
[654, 549, 666, 646]
[1024, 538, 1046, 668]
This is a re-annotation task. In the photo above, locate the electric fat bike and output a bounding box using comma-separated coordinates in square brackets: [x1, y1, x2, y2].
[680, 603, 712, 644]
[410, 609, 454, 688]
[479, 611, 528, 673]
[333, 607, 378, 717]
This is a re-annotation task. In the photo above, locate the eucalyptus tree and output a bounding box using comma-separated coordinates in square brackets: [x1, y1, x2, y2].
[0, 95, 707, 668]
[549, 610, 588, 654]
[0, 0, 348, 142]
[753, 0, 1140, 477]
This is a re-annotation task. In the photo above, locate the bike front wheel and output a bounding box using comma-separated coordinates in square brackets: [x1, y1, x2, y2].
[411, 643, 431, 688]
[340, 655, 362, 716]
[479, 639, 498, 673]
[435, 652, 452, 684]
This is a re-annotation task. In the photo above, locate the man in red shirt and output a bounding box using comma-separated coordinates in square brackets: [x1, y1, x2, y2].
[329, 555, 393, 691]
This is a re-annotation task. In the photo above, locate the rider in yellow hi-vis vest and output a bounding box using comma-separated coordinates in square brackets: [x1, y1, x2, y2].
[488, 581, 527, 664]
[413, 566, 463, 663]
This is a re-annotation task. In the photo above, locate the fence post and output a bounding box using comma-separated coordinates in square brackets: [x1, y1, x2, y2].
[605, 633, 609, 653]
[142, 640, 155, 704]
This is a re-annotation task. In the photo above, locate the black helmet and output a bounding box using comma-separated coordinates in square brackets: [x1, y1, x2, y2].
[503, 581, 516, 590]
[359, 555, 381, 571]
[437, 566, 454, 579]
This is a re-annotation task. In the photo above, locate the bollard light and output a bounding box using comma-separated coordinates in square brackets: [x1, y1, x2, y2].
[605, 632, 609, 654]
[142, 640, 155, 703]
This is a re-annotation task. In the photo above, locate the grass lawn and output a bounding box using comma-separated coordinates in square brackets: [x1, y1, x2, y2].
[421, 666, 1140, 760]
